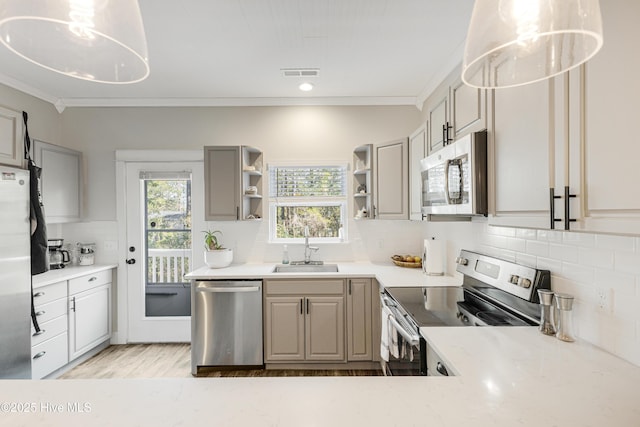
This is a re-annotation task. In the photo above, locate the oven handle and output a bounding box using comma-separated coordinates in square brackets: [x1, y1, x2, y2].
[388, 315, 420, 347]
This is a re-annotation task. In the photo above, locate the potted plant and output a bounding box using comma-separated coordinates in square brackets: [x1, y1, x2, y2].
[203, 229, 233, 268]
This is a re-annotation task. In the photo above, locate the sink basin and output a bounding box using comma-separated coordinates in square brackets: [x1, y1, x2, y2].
[273, 264, 339, 273]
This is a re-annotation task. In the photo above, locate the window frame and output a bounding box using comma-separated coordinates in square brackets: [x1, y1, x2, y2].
[268, 163, 348, 244]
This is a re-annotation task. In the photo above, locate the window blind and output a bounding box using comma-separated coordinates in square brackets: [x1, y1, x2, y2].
[269, 165, 347, 198]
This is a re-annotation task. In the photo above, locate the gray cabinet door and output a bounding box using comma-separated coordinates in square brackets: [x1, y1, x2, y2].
[264, 296, 305, 362]
[305, 296, 345, 361]
[408, 125, 426, 221]
[451, 79, 486, 139]
[375, 138, 408, 220]
[428, 94, 449, 153]
[0, 106, 22, 168]
[346, 278, 372, 361]
[204, 146, 240, 220]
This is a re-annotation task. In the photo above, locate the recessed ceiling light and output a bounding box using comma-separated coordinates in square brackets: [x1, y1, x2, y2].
[299, 82, 314, 92]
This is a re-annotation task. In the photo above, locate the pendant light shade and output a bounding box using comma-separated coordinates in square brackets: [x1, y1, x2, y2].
[462, 0, 603, 89]
[0, 0, 149, 84]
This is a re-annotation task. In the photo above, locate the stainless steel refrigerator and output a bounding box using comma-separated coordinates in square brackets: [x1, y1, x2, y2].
[0, 165, 32, 378]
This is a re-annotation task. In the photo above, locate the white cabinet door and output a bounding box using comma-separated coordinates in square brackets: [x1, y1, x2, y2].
[0, 106, 23, 168]
[375, 138, 408, 220]
[69, 283, 111, 360]
[408, 124, 426, 221]
[428, 93, 449, 153]
[34, 140, 82, 223]
[580, 0, 640, 234]
[489, 79, 552, 229]
[451, 78, 486, 139]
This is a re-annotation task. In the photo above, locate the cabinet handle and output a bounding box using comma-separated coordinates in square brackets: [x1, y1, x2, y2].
[564, 186, 577, 230]
[442, 124, 447, 145]
[70, 296, 76, 312]
[300, 298, 303, 315]
[33, 351, 46, 360]
[236, 206, 240, 220]
[348, 280, 352, 295]
[32, 329, 46, 337]
[306, 299, 309, 314]
[33, 292, 45, 298]
[88, 276, 97, 282]
[549, 188, 562, 229]
[35, 310, 45, 317]
[446, 121, 453, 144]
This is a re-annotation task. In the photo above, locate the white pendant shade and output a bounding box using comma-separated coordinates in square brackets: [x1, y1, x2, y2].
[0, 0, 149, 84]
[462, 0, 603, 89]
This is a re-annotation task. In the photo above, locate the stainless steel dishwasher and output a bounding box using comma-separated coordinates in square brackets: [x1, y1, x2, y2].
[191, 280, 263, 375]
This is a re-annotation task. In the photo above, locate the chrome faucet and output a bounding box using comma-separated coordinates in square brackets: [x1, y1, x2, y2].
[303, 226, 319, 264]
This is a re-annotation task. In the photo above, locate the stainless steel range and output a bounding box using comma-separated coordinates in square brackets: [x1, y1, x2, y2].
[381, 249, 551, 376]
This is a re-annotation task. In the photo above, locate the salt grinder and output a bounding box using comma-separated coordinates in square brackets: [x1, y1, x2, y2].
[554, 293, 576, 342]
[537, 289, 556, 336]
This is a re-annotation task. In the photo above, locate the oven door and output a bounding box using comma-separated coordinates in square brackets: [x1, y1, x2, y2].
[380, 293, 427, 376]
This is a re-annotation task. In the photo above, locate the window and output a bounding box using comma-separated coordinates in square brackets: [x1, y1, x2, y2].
[269, 164, 347, 242]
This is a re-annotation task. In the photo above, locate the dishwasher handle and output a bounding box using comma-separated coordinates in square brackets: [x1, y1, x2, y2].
[196, 282, 261, 293]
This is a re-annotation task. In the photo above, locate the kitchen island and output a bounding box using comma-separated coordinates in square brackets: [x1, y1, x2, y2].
[3, 326, 639, 426]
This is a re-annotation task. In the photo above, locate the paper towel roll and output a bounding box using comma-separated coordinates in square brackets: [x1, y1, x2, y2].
[423, 238, 445, 276]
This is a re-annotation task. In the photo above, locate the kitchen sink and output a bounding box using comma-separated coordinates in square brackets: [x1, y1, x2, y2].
[272, 263, 339, 273]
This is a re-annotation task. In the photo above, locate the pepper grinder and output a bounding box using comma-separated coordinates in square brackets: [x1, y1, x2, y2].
[537, 289, 556, 336]
[555, 293, 576, 342]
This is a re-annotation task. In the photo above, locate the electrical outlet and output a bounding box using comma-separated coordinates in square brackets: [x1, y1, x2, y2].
[104, 240, 117, 251]
[595, 287, 613, 314]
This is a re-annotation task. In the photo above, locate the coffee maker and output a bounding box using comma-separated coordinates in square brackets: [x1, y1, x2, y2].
[48, 238, 70, 269]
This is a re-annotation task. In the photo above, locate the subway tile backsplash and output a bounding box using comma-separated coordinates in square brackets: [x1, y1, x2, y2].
[481, 224, 640, 367]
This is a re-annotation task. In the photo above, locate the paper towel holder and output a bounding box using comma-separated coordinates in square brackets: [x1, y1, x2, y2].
[423, 237, 445, 276]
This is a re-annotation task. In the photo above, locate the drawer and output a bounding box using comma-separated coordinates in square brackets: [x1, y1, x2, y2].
[33, 297, 67, 324]
[31, 332, 68, 379]
[265, 279, 344, 295]
[31, 314, 68, 347]
[69, 269, 112, 295]
[33, 281, 67, 306]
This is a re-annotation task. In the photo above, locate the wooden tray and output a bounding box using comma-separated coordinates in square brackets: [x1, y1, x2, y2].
[391, 258, 422, 268]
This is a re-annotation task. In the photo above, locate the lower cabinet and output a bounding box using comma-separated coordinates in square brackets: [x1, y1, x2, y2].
[31, 268, 113, 379]
[346, 278, 372, 361]
[264, 279, 345, 363]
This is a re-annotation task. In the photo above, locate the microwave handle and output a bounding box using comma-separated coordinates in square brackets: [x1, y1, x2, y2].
[446, 159, 463, 203]
[443, 160, 451, 204]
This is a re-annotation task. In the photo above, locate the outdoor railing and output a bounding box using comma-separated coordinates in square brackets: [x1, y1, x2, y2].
[147, 248, 191, 284]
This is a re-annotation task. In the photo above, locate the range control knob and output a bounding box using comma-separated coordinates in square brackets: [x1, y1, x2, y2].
[456, 257, 469, 266]
[509, 274, 520, 285]
[519, 278, 532, 288]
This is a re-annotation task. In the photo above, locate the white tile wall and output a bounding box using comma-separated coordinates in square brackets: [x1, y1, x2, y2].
[477, 223, 640, 367]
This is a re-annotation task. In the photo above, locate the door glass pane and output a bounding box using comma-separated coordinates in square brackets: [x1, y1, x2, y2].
[144, 178, 192, 317]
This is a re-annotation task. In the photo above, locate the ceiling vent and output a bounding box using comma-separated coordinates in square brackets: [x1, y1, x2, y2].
[282, 68, 320, 77]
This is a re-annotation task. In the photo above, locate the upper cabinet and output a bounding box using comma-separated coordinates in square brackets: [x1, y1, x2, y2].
[0, 106, 24, 168]
[204, 145, 263, 221]
[426, 65, 487, 155]
[375, 138, 408, 220]
[408, 123, 427, 221]
[34, 140, 83, 223]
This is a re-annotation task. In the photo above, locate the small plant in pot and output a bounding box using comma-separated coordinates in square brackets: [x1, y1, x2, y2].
[203, 230, 233, 268]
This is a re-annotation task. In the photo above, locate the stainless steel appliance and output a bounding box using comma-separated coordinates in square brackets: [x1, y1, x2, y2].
[381, 249, 551, 376]
[420, 131, 487, 216]
[191, 280, 263, 375]
[0, 165, 32, 379]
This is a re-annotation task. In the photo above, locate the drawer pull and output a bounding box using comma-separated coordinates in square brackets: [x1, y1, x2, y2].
[33, 329, 46, 337]
[88, 276, 98, 282]
[34, 292, 45, 297]
[35, 310, 45, 317]
[33, 351, 46, 359]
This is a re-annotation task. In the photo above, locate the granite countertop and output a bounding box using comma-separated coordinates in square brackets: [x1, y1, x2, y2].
[185, 261, 462, 288]
[32, 264, 118, 289]
[3, 327, 639, 426]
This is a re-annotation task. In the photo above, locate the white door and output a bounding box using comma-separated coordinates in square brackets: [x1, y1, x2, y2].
[125, 161, 204, 342]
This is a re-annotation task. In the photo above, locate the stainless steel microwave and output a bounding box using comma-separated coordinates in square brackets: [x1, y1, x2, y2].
[420, 131, 487, 216]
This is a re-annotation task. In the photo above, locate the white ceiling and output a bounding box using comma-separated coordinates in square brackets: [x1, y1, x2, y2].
[0, 0, 475, 111]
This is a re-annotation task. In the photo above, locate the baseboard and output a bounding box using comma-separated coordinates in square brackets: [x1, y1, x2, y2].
[265, 361, 380, 371]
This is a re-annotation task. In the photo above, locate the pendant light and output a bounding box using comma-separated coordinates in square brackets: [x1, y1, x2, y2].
[461, 0, 603, 89]
[0, 0, 149, 84]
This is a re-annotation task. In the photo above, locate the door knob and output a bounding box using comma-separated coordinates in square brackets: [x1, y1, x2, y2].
[126, 259, 136, 265]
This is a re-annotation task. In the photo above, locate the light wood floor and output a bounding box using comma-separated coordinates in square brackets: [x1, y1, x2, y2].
[59, 344, 383, 379]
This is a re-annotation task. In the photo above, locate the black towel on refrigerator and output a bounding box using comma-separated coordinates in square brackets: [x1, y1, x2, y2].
[23, 111, 47, 333]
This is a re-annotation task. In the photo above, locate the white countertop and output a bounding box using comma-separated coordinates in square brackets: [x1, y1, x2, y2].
[185, 261, 461, 289]
[3, 327, 639, 426]
[32, 264, 117, 289]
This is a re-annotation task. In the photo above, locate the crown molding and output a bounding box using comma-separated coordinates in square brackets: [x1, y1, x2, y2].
[415, 40, 467, 109]
[0, 72, 60, 106]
